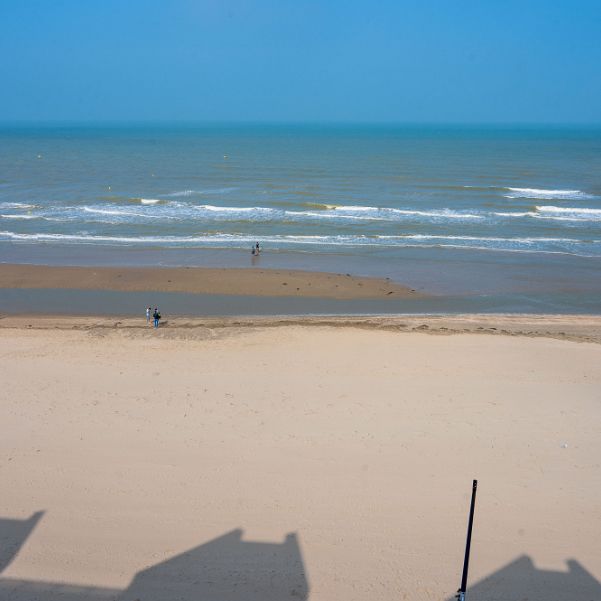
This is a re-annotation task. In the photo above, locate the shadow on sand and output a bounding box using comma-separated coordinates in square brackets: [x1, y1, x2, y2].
[0, 512, 308, 600]
[2, 512, 600, 600]
[447, 554, 601, 601]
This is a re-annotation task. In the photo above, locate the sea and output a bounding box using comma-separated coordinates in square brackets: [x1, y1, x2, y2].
[1, 124, 601, 314]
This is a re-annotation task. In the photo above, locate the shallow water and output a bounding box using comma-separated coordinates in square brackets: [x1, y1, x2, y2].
[1, 286, 599, 317]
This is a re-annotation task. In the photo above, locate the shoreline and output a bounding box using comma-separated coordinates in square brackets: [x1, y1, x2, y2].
[3, 244, 601, 315]
[3, 314, 601, 343]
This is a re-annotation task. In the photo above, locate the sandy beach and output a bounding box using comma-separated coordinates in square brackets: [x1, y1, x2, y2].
[1, 317, 600, 600]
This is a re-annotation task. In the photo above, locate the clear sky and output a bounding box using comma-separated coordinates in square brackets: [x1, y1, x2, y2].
[1, 0, 600, 124]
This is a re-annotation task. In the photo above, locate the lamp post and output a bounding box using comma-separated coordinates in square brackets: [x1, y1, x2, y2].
[457, 479, 478, 601]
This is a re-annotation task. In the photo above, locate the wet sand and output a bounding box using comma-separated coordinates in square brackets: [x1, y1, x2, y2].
[1, 322, 600, 601]
[0, 263, 417, 299]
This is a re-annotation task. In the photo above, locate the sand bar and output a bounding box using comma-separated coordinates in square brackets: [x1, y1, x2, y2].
[1, 322, 600, 600]
[0, 263, 418, 299]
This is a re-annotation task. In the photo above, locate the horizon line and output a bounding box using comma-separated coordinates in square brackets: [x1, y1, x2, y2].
[1, 120, 601, 129]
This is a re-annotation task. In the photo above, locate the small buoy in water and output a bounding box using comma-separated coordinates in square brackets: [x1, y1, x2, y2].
[37, 154, 42, 159]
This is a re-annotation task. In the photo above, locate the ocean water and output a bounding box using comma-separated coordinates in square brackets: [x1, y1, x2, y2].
[1, 124, 601, 313]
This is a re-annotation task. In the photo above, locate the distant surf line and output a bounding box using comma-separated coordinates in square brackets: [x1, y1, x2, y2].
[2, 230, 599, 257]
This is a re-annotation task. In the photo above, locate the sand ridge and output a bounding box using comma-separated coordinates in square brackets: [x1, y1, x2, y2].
[0, 263, 419, 299]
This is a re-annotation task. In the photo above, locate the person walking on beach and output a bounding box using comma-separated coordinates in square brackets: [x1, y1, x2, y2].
[153, 307, 161, 328]
[146, 306, 151, 323]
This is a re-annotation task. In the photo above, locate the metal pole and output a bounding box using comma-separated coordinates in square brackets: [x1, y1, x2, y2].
[457, 479, 478, 601]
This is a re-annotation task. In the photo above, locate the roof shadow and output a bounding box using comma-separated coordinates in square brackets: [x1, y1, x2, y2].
[120, 528, 308, 601]
[448, 555, 601, 601]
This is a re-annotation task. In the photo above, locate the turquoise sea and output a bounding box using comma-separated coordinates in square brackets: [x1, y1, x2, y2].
[1, 125, 601, 313]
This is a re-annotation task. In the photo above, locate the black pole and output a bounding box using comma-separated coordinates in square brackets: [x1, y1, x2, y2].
[457, 479, 478, 601]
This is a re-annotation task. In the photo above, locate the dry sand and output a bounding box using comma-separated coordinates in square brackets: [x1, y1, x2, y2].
[0, 263, 418, 299]
[1, 320, 600, 600]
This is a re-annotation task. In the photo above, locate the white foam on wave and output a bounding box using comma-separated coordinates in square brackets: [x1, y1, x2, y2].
[392, 208, 482, 220]
[166, 190, 196, 197]
[332, 205, 374, 212]
[536, 205, 601, 216]
[196, 204, 262, 213]
[334, 205, 483, 220]
[83, 206, 162, 219]
[2, 230, 598, 258]
[194, 205, 277, 219]
[493, 206, 601, 222]
[26, 202, 488, 224]
[378, 234, 579, 243]
[284, 210, 382, 221]
[503, 187, 594, 200]
[1, 214, 39, 220]
[529, 206, 601, 222]
[493, 211, 532, 218]
[0, 202, 38, 209]
[297, 205, 484, 221]
[165, 187, 238, 197]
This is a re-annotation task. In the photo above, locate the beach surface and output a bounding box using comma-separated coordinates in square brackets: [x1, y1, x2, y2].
[0, 263, 417, 299]
[1, 318, 600, 600]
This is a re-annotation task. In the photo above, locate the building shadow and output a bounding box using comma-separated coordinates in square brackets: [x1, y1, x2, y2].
[447, 555, 601, 601]
[0, 513, 309, 601]
[0, 511, 44, 574]
[119, 529, 308, 601]
[3, 512, 600, 601]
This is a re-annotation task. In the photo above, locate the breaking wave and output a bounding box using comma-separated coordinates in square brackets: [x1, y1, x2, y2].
[494, 206, 601, 222]
[41, 204, 487, 224]
[0, 214, 40, 220]
[165, 187, 238, 197]
[536, 206, 601, 217]
[2, 230, 599, 257]
[503, 188, 594, 200]
[0, 202, 38, 209]
[82, 206, 163, 219]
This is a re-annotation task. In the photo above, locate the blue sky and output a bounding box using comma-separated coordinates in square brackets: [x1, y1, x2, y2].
[1, 0, 600, 123]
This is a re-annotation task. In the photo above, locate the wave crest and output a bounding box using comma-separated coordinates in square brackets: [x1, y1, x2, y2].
[503, 187, 594, 200]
